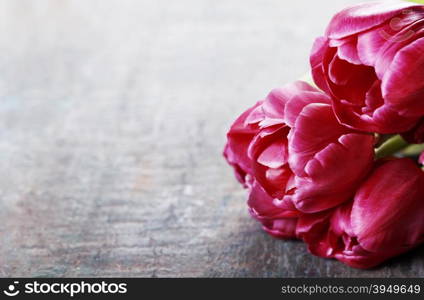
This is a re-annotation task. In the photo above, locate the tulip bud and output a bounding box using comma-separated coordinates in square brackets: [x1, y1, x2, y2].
[298, 158, 424, 268]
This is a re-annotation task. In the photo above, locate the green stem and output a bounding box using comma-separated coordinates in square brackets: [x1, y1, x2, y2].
[375, 135, 409, 159]
[401, 143, 424, 156]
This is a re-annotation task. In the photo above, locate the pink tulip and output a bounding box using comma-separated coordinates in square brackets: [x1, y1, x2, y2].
[298, 158, 424, 268]
[224, 81, 375, 237]
[311, 1, 424, 134]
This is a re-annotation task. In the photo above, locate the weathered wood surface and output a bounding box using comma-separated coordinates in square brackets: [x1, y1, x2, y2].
[0, 0, 422, 277]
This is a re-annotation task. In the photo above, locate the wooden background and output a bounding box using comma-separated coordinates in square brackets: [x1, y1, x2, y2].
[0, 0, 422, 277]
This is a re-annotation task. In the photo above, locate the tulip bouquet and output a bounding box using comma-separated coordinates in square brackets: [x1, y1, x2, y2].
[224, 0, 424, 269]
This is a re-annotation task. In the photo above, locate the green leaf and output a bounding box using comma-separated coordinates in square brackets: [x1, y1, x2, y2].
[407, 0, 424, 4]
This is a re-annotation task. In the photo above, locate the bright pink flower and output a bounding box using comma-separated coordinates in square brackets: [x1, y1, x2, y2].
[311, 1, 424, 134]
[298, 158, 424, 269]
[224, 81, 375, 237]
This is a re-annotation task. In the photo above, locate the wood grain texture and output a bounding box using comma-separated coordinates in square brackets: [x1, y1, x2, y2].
[0, 0, 422, 277]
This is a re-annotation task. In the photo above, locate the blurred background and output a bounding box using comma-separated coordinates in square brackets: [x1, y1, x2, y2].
[0, 0, 422, 277]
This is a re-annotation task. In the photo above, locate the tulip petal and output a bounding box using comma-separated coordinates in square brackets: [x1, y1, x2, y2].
[326, 1, 422, 39]
[291, 133, 374, 213]
[382, 37, 424, 116]
[352, 159, 424, 253]
[248, 180, 299, 220]
[357, 26, 389, 66]
[262, 217, 298, 239]
[262, 81, 318, 121]
[224, 102, 262, 182]
[288, 103, 374, 212]
[296, 210, 335, 257]
[332, 97, 418, 134]
[248, 125, 293, 199]
[310, 37, 332, 94]
[337, 37, 362, 65]
[357, 12, 424, 68]
[284, 91, 331, 127]
[248, 181, 299, 239]
[256, 139, 288, 169]
[288, 103, 348, 176]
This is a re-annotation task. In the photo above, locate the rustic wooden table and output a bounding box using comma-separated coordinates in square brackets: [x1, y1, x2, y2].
[0, 0, 422, 277]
